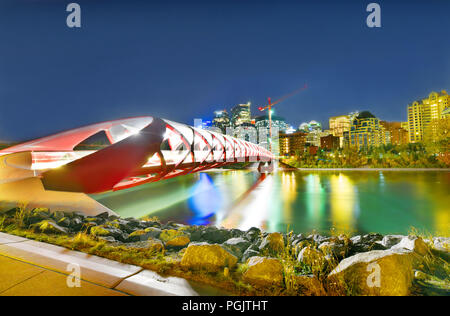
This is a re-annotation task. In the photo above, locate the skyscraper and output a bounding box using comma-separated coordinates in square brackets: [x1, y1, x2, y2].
[407, 90, 449, 143]
[212, 110, 231, 133]
[254, 114, 287, 152]
[231, 102, 251, 127]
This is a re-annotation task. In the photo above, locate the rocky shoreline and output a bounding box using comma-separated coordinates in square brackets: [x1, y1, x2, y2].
[1, 207, 449, 296]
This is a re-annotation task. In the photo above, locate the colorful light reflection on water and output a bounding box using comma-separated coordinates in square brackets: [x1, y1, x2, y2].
[187, 173, 223, 225]
[92, 170, 450, 236]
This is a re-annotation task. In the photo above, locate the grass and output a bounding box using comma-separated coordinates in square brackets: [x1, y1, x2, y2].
[278, 229, 350, 296]
[0, 215, 6, 231]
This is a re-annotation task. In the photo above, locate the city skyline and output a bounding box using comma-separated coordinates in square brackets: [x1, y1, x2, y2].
[1, 0, 449, 142]
[203, 88, 449, 132]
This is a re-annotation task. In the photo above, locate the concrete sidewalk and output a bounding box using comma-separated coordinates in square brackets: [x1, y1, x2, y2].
[0, 254, 128, 296]
[0, 232, 225, 296]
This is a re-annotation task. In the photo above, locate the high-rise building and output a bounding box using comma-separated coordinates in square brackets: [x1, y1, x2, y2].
[380, 121, 409, 145]
[254, 114, 287, 153]
[279, 131, 307, 157]
[254, 114, 288, 133]
[329, 115, 350, 137]
[329, 112, 359, 148]
[407, 90, 450, 143]
[212, 110, 231, 133]
[344, 111, 385, 149]
[442, 107, 450, 118]
[231, 102, 251, 127]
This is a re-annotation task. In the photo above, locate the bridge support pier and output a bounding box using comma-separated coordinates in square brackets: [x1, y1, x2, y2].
[257, 160, 275, 174]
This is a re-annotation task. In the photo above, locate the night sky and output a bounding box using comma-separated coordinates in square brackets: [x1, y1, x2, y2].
[0, 0, 449, 141]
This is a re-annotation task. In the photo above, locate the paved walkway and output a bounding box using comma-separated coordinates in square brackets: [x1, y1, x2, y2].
[0, 232, 225, 296]
[0, 254, 128, 296]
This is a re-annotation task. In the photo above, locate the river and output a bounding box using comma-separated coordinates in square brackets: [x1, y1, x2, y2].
[92, 170, 450, 236]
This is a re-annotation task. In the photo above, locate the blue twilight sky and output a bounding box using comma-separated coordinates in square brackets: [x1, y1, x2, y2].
[0, 0, 449, 141]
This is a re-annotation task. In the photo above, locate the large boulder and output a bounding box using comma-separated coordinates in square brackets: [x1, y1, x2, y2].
[243, 256, 284, 287]
[31, 219, 67, 234]
[159, 229, 187, 243]
[229, 228, 245, 238]
[391, 236, 430, 256]
[328, 248, 415, 296]
[432, 237, 449, 253]
[106, 219, 140, 234]
[181, 242, 238, 272]
[223, 237, 251, 259]
[318, 241, 348, 259]
[298, 246, 326, 267]
[127, 227, 162, 242]
[186, 226, 204, 242]
[259, 232, 284, 255]
[140, 220, 161, 229]
[307, 234, 330, 245]
[431, 237, 450, 261]
[90, 225, 128, 242]
[146, 239, 165, 253]
[245, 227, 261, 242]
[84, 216, 105, 225]
[69, 217, 84, 230]
[26, 208, 51, 225]
[165, 235, 190, 248]
[349, 233, 385, 254]
[201, 227, 231, 244]
[379, 235, 405, 248]
[56, 217, 71, 228]
[51, 211, 66, 222]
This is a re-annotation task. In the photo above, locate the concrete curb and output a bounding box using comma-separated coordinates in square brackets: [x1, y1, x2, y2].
[0, 232, 28, 245]
[0, 232, 220, 296]
[115, 269, 200, 296]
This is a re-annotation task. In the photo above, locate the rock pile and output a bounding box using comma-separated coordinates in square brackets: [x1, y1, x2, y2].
[1, 207, 448, 296]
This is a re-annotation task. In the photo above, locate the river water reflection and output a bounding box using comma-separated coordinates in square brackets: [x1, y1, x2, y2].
[93, 170, 450, 236]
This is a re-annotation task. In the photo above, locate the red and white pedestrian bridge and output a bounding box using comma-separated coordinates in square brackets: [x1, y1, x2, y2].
[0, 117, 274, 215]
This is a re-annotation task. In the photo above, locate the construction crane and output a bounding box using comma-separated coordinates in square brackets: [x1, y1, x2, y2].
[258, 84, 308, 152]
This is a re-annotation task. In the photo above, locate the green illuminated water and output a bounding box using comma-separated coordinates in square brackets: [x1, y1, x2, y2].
[92, 170, 450, 236]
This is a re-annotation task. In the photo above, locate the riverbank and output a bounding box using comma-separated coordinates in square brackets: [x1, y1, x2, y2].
[290, 168, 450, 171]
[0, 207, 449, 296]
